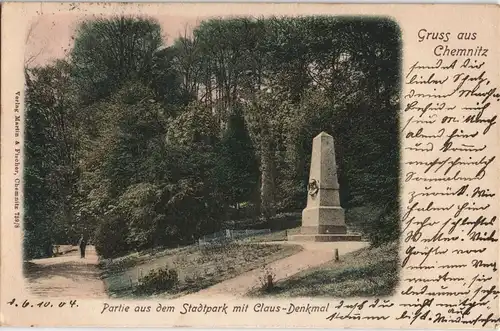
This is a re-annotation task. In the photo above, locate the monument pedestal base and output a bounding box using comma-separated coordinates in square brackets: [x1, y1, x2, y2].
[289, 233, 362, 242]
[300, 225, 347, 234]
[291, 132, 363, 244]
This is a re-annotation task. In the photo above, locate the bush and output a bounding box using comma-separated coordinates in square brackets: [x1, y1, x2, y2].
[365, 204, 400, 247]
[94, 214, 130, 259]
[136, 265, 179, 295]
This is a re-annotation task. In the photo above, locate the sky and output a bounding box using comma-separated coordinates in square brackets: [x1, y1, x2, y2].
[25, 14, 206, 67]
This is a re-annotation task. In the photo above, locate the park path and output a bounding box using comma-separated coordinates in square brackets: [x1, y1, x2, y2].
[24, 246, 106, 298]
[182, 240, 369, 298]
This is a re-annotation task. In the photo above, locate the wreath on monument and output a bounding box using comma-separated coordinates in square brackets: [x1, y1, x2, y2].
[308, 179, 319, 196]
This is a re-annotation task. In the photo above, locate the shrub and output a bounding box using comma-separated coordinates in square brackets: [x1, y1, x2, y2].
[94, 214, 130, 259]
[137, 265, 179, 295]
[365, 206, 400, 247]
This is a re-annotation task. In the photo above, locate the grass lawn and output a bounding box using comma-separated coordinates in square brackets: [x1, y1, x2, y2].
[100, 241, 302, 298]
[249, 241, 399, 298]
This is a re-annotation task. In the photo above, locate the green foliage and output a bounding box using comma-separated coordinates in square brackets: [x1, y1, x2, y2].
[94, 213, 130, 259]
[71, 16, 163, 102]
[24, 15, 401, 260]
[88, 85, 226, 256]
[24, 60, 82, 259]
[116, 183, 162, 250]
[364, 203, 400, 247]
[136, 265, 179, 295]
[166, 101, 219, 146]
[215, 106, 260, 209]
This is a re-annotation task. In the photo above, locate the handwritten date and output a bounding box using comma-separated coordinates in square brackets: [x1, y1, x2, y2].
[6, 298, 78, 308]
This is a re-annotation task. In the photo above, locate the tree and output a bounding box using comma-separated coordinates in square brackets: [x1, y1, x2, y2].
[242, 90, 296, 218]
[70, 16, 163, 103]
[215, 105, 259, 213]
[25, 15, 402, 259]
[24, 60, 81, 258]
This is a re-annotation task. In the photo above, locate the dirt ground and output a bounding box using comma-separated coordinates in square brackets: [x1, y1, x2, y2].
[24, 246, 106, 298]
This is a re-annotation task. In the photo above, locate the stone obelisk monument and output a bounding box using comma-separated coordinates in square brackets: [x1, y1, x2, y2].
[290, 132, 361, 242]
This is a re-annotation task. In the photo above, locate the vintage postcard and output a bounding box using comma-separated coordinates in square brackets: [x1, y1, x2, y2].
[1, 2, 499, 328]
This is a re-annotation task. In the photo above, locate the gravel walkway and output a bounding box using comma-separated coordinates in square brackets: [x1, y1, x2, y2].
[24, 246, 106, 298]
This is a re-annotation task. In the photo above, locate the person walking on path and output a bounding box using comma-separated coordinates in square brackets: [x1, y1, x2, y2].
[78, 234, 87, 258]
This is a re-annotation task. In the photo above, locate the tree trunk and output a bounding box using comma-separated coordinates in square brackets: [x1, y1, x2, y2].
[252, 175, 261, 222]
[260, 139, 276, 219]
